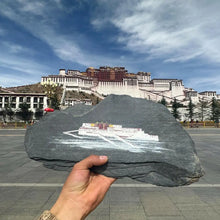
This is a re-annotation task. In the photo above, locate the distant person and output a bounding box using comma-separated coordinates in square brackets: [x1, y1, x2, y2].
[215, 118, 219, 128]
[38, 155, 116, 220]
[190, 119, 194, 128]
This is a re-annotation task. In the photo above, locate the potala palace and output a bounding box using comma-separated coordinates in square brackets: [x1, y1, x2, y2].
[41, 66, 220, 108]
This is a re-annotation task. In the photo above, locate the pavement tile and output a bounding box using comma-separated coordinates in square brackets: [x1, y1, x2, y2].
[143, 205, 180, 216]
[15, 170, 49, 183]
[0, 207, 7, 215]
[110, 201, 145, 213]
[175, 203, 213, 211]
[0, 187, 28, 208]
[0, 215, 37, 220]
[136, 186, 163, 193]
[4, 207, 42, 216]
[140, 191, 180, 216]
[147, 216, 185, 220]
[180, 209, 220, 220]
[41, 190, 61, 210]
[11, 188, 56, 209]
[109, 188, 140, 202]
[86, 215, 109, 220]
[164, 187, 204, 204]
[212, 205, 220, 214]
[192, 188, 220, 205]
[90, 206, 110, 216]
[40, 170, 69, 183]
[6, 166, 34, 178]
[110, 211, 147, 220]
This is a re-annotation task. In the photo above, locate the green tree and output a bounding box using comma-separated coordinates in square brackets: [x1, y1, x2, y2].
[51, 93, 60, 110]
[6, 106, 14, 121]
[34, 108, 44, 120]
[16, 103, 33, 122]
[159, 96, 167, 106]
[41, 80, 62, 109]
[210, 97, 220, 124]
[0, 109, 7, 122]
[171, 98, 181, 120]
[197, 99, 209, 121]
[186, 98, 195, 121]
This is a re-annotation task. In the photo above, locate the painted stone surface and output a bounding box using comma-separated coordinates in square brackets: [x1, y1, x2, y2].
[25, 95, 204, 186]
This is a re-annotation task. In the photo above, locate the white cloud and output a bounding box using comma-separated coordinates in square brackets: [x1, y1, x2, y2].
[0, 74, 37, 87]
[186, 75, 220, 93]
[0, 39, 51, 81]
[19, 1, 46, 15]
[93, 0, 220, 64]
[0, 0, 126, 68]
[0, 51, 51, 87]
[1, 41, 31, 54]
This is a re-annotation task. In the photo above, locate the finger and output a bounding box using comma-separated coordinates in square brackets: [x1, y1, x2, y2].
[86, 175, 116, 197]
[64, 155, 108, 188]
[73, 155, 108, 171]
[86, 175, 116, 207]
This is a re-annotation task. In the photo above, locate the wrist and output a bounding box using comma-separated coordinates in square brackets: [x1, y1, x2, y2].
[50, 199, 85, 220]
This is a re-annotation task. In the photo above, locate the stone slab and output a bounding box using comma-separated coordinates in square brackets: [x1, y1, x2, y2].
[25, 95, 204, 186]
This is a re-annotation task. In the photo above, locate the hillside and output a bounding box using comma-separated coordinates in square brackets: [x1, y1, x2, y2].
[6, 83, 44, 93]
[65, 90, 102, 105]
[4, 83, 102, 105]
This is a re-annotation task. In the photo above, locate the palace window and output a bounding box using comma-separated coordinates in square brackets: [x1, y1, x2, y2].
[19, 97, 23, 102]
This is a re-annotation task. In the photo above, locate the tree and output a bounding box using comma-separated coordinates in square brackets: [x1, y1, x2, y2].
[5, 106, 14, 121]
[0, 109, 7, 122]
[171, 98, 181, 120]
[35, 108, 44, 120]
[51, 93, 60, 110]
[158, 96, 167, 106]
[186, 98, 195, 121]
[197, 99, 209, 121]
[16, 103, 33, 122]
[210, 97, 220, 124]
[41, 80, 62, 109]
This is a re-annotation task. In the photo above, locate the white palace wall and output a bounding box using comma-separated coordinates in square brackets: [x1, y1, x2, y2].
[94, 81, 143, 98]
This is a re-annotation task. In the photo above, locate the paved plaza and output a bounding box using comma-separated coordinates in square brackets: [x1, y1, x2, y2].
[0, 128, 220, 220]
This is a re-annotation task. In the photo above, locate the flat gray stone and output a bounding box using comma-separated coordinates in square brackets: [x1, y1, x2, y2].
[25, 95, 204, 186]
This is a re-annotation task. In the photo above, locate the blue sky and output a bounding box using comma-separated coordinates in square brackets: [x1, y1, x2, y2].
[0, 0, 220, 93]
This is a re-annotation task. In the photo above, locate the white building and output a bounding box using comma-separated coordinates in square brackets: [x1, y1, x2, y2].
[41, 68, 187, 103]
[41, 67, 220, 121]
[0, 92, 47, 115]
[64, 98, 92, 106]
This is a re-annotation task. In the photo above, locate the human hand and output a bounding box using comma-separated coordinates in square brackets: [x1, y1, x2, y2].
[50, 155, 116, 220]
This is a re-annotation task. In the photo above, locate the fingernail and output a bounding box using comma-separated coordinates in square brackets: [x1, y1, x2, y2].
[99, 155, 108, 160]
